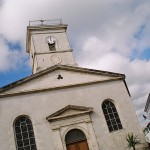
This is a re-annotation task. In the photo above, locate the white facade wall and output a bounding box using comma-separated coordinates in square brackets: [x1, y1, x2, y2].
[0, 80, 147, 150]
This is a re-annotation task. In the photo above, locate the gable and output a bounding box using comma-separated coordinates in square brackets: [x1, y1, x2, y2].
[0, 65, 125, 95]
[46, 105, 93, 121]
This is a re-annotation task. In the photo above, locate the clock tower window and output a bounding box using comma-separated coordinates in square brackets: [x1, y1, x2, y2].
[48, 43, 56, 51]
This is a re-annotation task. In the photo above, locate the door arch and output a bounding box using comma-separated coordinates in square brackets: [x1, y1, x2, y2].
[65, 129, 89, 150]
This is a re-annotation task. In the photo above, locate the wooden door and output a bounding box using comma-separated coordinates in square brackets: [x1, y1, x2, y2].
[66, 140, 89, 150]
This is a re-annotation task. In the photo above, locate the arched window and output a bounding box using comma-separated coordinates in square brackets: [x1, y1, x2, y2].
[65, 129, 89, 150]
[14, 116, 37, 150]
[102, 100, 123, 132]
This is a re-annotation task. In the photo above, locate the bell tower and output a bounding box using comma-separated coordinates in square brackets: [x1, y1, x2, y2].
[26, 19, 77, 74]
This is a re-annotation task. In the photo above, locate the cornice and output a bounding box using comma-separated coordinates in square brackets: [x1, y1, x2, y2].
[0, 78, 123, 98]
[46, 104, 93, 122]
[26, 24, 68, 53]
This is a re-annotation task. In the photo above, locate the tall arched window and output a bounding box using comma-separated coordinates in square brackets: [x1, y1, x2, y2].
[65, 129, 89, 150]
[102, 100, 123, 132]
[14, 116, 37, 150]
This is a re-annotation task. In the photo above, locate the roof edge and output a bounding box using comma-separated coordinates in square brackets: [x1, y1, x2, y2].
[0, 78, 123, 98]
[0, 65, 125, 93]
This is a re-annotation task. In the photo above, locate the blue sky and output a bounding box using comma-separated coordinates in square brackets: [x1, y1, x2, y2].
[0, 41, 31, 87]
[139, 49, 150, 60]
[0, 0, 150, 126]
[0, 65, 31, 87]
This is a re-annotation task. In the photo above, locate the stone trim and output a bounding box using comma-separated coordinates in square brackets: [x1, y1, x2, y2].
[46, 105, 99, 150]
[46, 105, 93, 121]
[0, 78, 123, 98]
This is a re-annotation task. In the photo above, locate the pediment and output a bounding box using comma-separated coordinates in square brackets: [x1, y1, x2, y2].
[46, 105, 93, 121]
[0, 65, 125, 96]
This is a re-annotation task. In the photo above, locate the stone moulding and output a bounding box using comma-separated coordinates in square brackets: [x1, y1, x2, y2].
[46, 105, 93, 122]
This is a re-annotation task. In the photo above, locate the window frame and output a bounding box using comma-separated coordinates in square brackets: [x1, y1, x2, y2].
[102, 100, 123, 132]
[13, 115, 37, 150]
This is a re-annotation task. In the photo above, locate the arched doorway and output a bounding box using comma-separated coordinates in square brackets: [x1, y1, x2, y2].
[65, 129, 89, 150]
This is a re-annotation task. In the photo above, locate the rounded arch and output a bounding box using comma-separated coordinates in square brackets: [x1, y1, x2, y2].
[101, 99, 123, 132]
[62, 126, 89, 145]
[65, 129, 86, 144]
[13, 115, 37, 150]
[13, 115, 32, 127]
[101, 98, 116, 106]
[64, 127, 89, 150]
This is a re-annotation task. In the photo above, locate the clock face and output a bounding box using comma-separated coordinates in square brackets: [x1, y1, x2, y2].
[46, 36, 56, 45]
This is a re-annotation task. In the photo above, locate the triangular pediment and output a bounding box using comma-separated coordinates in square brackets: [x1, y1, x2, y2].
[46, 105, 93, 121]
[0, 65, 126, 96]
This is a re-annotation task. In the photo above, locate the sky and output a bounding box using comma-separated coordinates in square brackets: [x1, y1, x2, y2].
[0, 0, 150, 127]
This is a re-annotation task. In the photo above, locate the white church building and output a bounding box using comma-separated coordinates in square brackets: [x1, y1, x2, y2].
[0, 20, 148, 150]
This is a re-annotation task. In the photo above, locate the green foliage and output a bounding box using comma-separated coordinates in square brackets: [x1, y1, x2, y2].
[126, 133, 141, 150]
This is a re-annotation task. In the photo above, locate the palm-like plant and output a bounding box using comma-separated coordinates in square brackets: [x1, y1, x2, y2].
[126, 133, 141, 150]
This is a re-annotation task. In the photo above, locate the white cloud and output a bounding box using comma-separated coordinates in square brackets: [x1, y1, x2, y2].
[0, 37, 29, 72]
